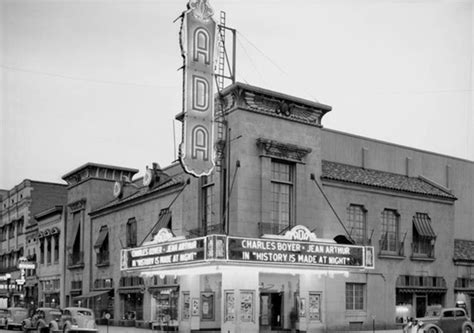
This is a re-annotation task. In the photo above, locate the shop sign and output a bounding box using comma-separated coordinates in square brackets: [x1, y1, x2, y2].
[179, 0, 217, 177]
[121, 237, 206, 270]
[17, 261, 35, 270]
[120, 225, 375, 272]
[227, 236, 367, 268]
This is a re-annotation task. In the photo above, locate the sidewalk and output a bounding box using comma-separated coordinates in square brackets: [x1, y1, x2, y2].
[98, 325, 151, 333]
[97, 326, 403, 333]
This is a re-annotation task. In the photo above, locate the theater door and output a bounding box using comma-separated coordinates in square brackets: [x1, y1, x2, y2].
[260, 292, 283, 331]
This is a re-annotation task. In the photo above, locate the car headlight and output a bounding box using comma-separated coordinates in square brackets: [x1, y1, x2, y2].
[417, 321, 424, 327]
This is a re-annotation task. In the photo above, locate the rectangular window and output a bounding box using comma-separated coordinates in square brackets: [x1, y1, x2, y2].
[54, 236, 59, 263]
[8, 224, 15, 239]
[95, 226, 109, 265]
[412, 213, 435, 258]
[46, 238, 51, 265]
[202, 174, 217, 233]
[346, 283, 365, 311]
[126, 218, 137, 247]
[271, 160, 294, 232]
[40, 239, 45, 264]
[381, 209, 399, 253]
[17, 219, 24, 236]
[347, 205, 366, 244]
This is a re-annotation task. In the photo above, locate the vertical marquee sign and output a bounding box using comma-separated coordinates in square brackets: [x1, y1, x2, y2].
[179, 0, 217, 177]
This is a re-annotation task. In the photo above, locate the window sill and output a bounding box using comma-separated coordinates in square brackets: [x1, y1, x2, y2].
[345, 310, 366, 318]
[67, 263, 85, 270]
[378, 253, 404, 260]
[410, 255, 435, 262]
[96, 262, 110, 267]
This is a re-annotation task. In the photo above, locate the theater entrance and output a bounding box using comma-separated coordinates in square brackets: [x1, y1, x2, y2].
[260, 292, 283, 331]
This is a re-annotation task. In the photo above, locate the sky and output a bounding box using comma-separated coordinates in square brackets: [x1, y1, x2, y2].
[1, 0, 473, 190]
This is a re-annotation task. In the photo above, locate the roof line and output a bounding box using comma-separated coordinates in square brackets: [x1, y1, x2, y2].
[322, 127, 473, 164]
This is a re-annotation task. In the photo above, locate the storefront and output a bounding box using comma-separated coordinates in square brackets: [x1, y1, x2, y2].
[395, 275, 447, 322]
[121, 225, 374, 333]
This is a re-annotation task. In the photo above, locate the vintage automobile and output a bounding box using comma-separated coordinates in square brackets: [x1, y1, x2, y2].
[4, 307, 29, 330]
[404, 307, 473, 333]
[49, 307, 97, 333]
[0, 308, 8, 328]
[22, 307, 62, 333]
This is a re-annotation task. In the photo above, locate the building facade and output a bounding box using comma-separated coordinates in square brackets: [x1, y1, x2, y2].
[60, 163, 139, 310]
[0, 180, 66, 310]
[1, 89, 470, 332]
[34, 206, 65, 309]
[55, 83, 474, 333]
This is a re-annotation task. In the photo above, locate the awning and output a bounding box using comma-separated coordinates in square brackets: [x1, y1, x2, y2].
[151, 210, 172, 236]
[148, 285, 179, 294]
[73, 289, 112, 300]
[397, 287, 447, 294]
[118, 287, 144, 294]
[94, 227, 109, 248]
[413, 214, 436, 239]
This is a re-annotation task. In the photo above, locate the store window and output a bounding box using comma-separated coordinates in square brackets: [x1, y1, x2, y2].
[153, 289, 179, 327]
[347, 205, 367, 245]
[122, 293, 143, 320]
[271, 160, 294, 232]
[346, 283, 365, 311]
[119, 276, 144, 320]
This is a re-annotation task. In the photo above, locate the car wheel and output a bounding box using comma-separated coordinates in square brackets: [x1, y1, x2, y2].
[427, 327, 438, 333]
[465, 326, 473, 333]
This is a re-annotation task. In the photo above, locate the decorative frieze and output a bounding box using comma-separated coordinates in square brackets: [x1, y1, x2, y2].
[256, 138, 312, 163]
[68, 199, 86, 212]
[219, 84, 331, 126]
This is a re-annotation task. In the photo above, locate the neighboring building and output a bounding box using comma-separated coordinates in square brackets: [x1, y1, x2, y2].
[60, 163, 139, 308]
[63, 82, 473, 333]
[0, 180, 66, 310]
[34, 206, 65, 309]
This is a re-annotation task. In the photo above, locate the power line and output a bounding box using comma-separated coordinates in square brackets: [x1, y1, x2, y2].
[1, 65, 162, 88]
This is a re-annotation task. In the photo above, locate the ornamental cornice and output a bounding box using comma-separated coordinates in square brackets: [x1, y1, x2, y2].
[256, 138, 312, 163]
[219, 83, 331, 127]
[68, 198, 86, 212]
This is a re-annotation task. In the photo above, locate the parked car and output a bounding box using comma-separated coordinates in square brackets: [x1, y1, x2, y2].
[404, 307, 474, 333]
[49, 307, 97, 333]
[4, 307, 29, 330]
[0, 308, 8, 328]
[22, 308, 62, 333]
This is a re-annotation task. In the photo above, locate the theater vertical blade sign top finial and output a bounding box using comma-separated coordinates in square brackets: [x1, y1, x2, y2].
[179, 0, 217, 177]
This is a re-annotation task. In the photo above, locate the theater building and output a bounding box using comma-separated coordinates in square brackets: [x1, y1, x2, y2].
[60, 82, 474, 333]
